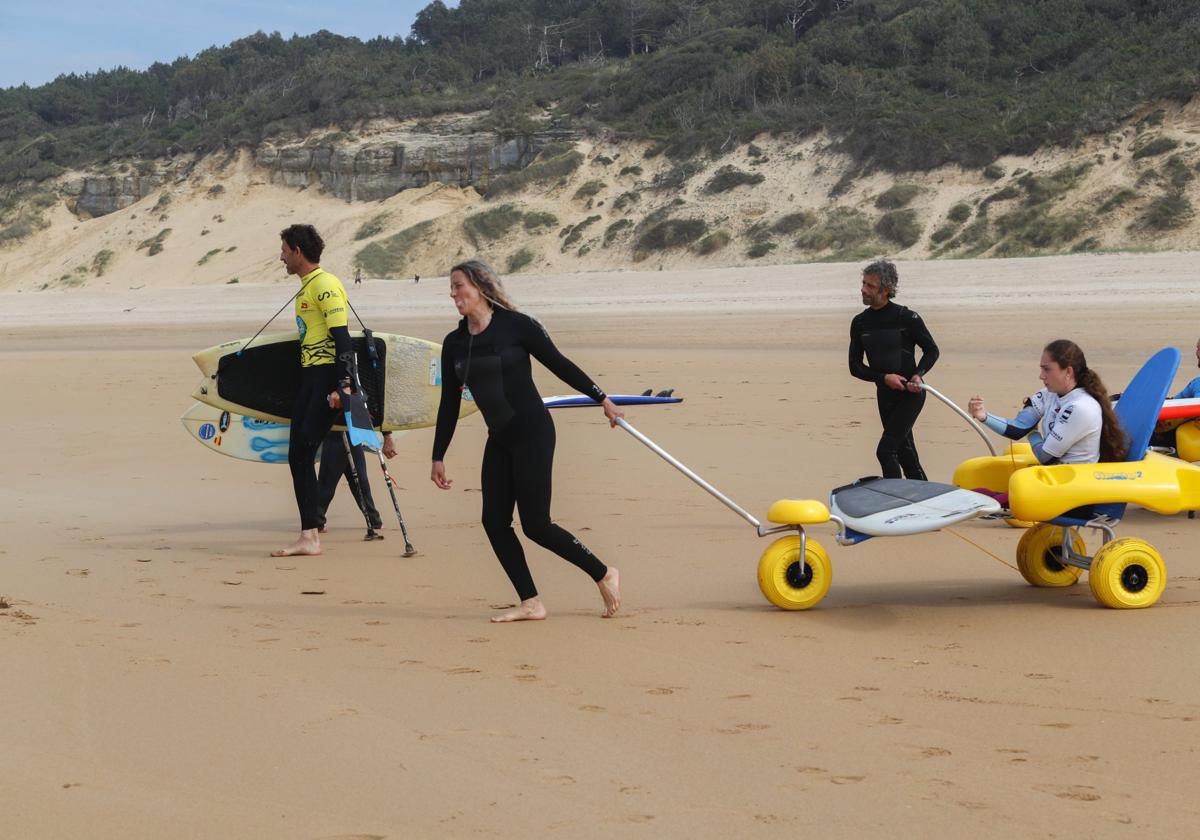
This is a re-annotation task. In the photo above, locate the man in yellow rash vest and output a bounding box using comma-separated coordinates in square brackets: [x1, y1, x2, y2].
[272, 224, 359, 557]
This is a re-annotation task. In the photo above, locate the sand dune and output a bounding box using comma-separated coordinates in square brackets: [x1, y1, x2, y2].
[2, 253, 1200, 838]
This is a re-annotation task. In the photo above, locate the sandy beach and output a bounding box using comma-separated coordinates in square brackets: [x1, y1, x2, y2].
[3, 252, 1200, 838]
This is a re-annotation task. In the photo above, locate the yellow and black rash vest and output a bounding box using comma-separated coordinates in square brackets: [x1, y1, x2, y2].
[295, 268, 349, 368]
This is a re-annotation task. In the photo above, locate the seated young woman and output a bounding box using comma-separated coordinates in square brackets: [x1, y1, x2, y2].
[968, 339, 1127, 466]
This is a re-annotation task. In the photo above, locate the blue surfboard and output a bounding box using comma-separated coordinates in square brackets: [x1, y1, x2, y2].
[543, 394, 683, 409]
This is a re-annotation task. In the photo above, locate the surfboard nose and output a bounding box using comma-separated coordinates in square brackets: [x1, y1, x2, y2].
[767, 499, 830, 525]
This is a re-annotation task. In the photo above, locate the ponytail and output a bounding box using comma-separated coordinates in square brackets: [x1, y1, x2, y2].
[1078, 367, 1128, 461]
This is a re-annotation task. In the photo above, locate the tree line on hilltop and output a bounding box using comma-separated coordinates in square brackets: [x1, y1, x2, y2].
[1, 0, 1198, 186]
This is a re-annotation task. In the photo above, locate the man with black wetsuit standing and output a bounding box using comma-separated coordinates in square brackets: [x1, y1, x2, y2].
[848, 260, 940, 480]
[272, 224, 359, 557]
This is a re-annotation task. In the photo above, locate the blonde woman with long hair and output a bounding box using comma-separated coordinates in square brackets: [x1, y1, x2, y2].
[431, 261, 624, 622]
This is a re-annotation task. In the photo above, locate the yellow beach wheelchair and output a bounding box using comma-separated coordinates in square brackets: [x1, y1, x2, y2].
[951, 347, 1200, 608]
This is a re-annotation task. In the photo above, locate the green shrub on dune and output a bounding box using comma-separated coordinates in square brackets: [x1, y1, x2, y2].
[573, 180, 605, 200]
[486, 151, 584, 198]
[771, 211, 816, 235]
[1139, 193, 1193, 231]
[704, 166, 764, 194]
[91, 249, 114, 276]
[354, 212, 391, 241]
[947, 203, 972, 223]
[634, 218, 707, 258]
[874, 184, 921, 210]
[875, 210, 923, 248]
[1097, 188, 1138, 214]
[1132, 137, 1180, 160]
[463, 204, 524, 245]
[137, 228, 172, 256]
[507, 247, 536, 272]
[562, 215, 602, 250]
[355, 220, 434, 278]
[796, 208, 872, 253]
[603, 218, 633, 246]
[522, 211, 558, 230]
[696, 230, 731, 255]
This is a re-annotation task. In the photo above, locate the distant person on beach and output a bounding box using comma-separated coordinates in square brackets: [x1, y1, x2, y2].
[414, 274, 420, 284]
[430, 260, 623, 622]
[272, 224, 356, 557]
[968, 339, 1126, 464]
[315, 430, 397, 532]
[354, 267, 362, 285]
[848, 260, 939, 480]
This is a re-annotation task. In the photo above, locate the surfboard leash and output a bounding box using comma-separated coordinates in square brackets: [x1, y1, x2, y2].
[943, 527, 1019, 571]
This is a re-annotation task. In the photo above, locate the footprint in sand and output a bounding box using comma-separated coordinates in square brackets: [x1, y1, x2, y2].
[578, 705, 605, 712]
[830, 775, 866, 785]
[1039, 722, 1073, 729]
[754, 814, 787, 824]
[446, 666, 481, 675]
[646, 687, 679, 695]
[1024, 673, 1054, 680]
[466, 637, 490, 644]
[1035, 783, 1101, 801]
[716, 723, 770, 734]
[921, 747, 952, 758]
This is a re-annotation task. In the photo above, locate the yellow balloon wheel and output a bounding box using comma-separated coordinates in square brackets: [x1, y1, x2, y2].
[1088, 538, 1167, 609]
[1015, 524, 1085, 587]
[756, 535, 831, 610]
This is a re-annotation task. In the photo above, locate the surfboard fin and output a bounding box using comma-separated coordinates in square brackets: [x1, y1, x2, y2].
[342, 391, 383, 451]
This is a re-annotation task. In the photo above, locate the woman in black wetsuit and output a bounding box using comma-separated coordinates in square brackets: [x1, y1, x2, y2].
[431, 260, 624, 622]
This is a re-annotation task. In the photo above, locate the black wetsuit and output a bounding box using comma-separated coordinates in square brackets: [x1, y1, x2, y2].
[849, 301, 940, 480]
[315, 433, 381, 531]
[433, 308, 607, 601]
[288, 328, 356, 531]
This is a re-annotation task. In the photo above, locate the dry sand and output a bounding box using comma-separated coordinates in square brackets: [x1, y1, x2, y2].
[3, 252, 1200, 838]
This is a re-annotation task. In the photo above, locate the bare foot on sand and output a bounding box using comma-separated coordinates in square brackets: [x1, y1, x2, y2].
[598, 568, 621, 617]
[271, 530, 322, 557]
[490, 598, 547, 623]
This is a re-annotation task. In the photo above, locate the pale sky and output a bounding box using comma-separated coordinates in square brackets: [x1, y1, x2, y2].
[0, 0, 457, 90]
